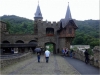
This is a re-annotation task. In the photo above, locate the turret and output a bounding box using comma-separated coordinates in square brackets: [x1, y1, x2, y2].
[34, 1, 43, 21]
[58, 2, 78, 37]
[65, 2, 72, 25]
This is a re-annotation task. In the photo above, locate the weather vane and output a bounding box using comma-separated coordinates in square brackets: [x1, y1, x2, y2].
[38, 0, 39, 5]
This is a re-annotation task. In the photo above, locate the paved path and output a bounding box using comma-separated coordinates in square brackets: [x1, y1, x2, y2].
[0, 54, 23, 59]
[1, 54, 80, 75]
[64, 56, 99, 75]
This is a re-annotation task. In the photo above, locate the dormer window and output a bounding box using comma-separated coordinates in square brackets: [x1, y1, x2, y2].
[46, 28, 54, 36]
[69, 28, 72, 34]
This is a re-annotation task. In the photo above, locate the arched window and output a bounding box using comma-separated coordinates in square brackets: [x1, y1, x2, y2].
[15, 40, 24, 43]
[46, 28, 54, 36]
[2, 40, 10, 43]
[29, 40, 37, 44]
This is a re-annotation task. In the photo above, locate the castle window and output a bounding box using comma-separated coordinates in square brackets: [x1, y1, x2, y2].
[60, 22, 63, 29]
[46, 28, 54, 36]
[69, 28, 72, 34]
[63, 30, 65, 34]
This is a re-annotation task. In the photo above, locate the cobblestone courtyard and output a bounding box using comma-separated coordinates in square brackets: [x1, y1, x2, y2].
[1, 54, 80, 75]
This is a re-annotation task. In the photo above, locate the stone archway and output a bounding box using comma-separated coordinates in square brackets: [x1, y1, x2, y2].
[2, 40, 11, 54]
[45, 42, 56, 54]
[29, 40, 37, 53]
[15, 40, 24, 53]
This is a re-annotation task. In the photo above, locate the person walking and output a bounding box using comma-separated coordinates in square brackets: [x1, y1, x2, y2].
[45, 50, 50, 63]
[66, 48, 69, 56]
[62, 48, 65, 56]
[70, 49, 73, 58]
[35, 47, 41, 63]
[37, 51, 41, 63]
[84, 49, 89, 64]
[64, 48, 67, 56]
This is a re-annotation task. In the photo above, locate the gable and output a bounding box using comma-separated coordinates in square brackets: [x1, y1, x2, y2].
[65, 20, 78, 29]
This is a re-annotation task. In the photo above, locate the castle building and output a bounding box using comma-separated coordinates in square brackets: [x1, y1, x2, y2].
[33, 2, 78, 53]
[0, 2, 78, 54]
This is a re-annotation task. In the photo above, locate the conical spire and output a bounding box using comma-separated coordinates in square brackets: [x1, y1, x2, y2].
[34, 0, 43, 20]
[65, 2, 72, 24]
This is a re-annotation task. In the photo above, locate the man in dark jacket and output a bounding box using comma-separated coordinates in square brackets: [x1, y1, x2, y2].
[84, 49, 89, 64]
[35, 47, 41, 63]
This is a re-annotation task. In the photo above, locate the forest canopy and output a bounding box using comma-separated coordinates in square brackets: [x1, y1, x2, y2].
[1, 15, 34, 34]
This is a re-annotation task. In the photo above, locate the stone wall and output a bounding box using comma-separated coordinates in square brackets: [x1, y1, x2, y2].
[1, 34, 37, 43]
[74, 46, 100, 68]
[34, 20, 60, 51]
[0, 52, 33, 69]
[59, 38, 67, 51]
[0, 21, 1, 44]
[93, 46, 100, 68]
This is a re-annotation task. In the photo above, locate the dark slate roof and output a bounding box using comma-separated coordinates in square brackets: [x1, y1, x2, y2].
[60, 3, 72, 28]
[65, 3, 72, 25]
[34, 2, 43, 19]
[67, 20, 78, 29]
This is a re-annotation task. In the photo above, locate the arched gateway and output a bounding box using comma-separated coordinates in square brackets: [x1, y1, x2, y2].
[45, 42, 56, 54]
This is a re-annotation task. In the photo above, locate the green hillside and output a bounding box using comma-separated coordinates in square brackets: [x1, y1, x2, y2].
[1, 15, 34, 34]
[72, 19, 99, 48]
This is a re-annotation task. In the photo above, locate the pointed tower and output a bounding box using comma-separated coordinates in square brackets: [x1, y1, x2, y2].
[65, 2, 72, 25]
[34, 1, 43, 21]
[58, 2, 78, 50]
[59, 2, 72, 28]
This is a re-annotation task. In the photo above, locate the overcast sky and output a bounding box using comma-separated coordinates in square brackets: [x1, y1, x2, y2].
[0, 0, 99, 21]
